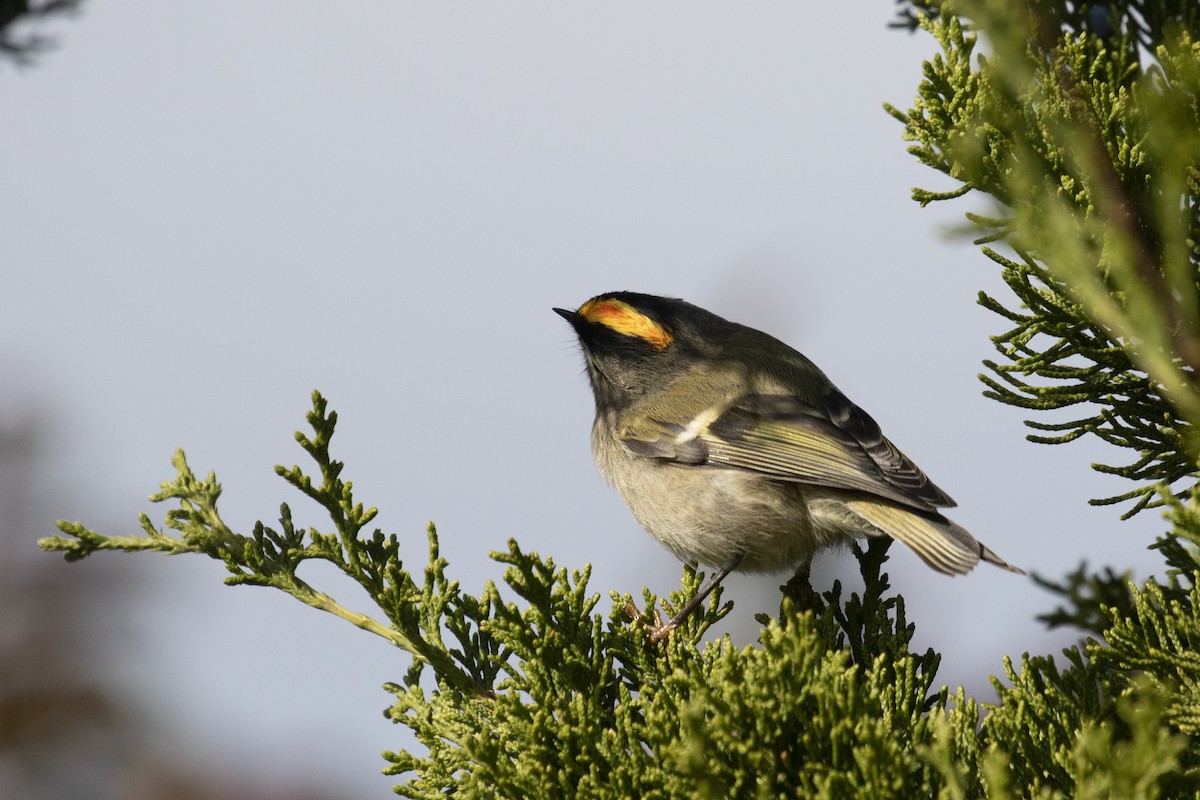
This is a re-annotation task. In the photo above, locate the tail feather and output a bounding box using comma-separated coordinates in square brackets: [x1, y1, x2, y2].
[843, 498, 1025, 577]
[979, 542, 1026, 575]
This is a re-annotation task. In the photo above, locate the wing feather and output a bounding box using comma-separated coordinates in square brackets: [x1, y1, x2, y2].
[621, 391, 956, 513]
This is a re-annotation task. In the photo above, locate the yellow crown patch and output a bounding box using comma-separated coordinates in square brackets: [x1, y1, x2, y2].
[578, 298, 673, 350]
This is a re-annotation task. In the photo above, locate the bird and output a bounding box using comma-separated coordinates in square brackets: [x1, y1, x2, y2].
[555, 291, 1024, 641]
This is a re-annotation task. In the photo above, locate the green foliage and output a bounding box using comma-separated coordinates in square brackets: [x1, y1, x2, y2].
[888, 0, 1200, 515]
[45, 394, 486, 694]
[1033, 561, 1136, 635]
[885, 0, 1200, 794]
[386, 536, 948, 799]
[0, 0, 84, 66]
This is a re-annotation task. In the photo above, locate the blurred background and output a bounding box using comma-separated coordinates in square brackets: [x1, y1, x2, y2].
[1, 2, 1166, 797]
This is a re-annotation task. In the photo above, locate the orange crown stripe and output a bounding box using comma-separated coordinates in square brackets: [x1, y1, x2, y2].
[578, 299, 673, 350]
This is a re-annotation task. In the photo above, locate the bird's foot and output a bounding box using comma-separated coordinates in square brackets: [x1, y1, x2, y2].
[781, 565, 820, 611]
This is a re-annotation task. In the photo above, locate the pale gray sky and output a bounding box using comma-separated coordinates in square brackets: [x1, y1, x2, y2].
[3, 3, 1163, 797]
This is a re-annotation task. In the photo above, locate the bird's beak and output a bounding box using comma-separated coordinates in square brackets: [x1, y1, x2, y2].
[553, 307, 579, 323]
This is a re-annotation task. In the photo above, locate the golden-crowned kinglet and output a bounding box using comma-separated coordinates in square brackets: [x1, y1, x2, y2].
[555, 292, 1023, 640]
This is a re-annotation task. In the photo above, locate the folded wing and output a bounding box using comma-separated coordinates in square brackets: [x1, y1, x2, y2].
[621, 390, 956, 514]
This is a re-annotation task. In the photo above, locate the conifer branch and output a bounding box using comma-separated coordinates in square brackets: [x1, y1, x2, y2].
[889, 1, 1200, 515]
[41, 392, 484, 694]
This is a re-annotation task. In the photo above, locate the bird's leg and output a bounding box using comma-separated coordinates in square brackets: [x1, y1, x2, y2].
[781, 559, 817, 609]
[649, 560, 739, 644]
